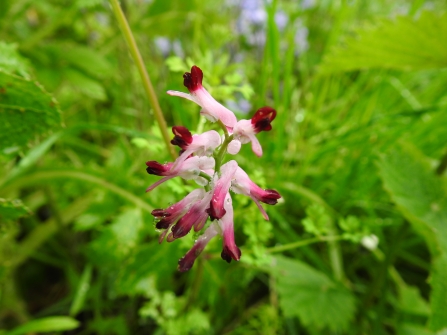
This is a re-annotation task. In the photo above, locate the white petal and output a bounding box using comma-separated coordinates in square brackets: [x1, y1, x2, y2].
[227, 140, 242, 155]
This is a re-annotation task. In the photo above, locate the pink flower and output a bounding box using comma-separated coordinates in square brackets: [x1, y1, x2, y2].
[152, 189, 205, 243]
[229, 106, 277, 157]
[146, 155, 214, 192]
[170, 126, 221, 168]
[167, 66, 237, 130]
[178, 223, 220, 272]
[218, 193, 241, 263]
[168, 191, 213, 241]
[231, 166, 281, 220]
[208, 160, 238, 220]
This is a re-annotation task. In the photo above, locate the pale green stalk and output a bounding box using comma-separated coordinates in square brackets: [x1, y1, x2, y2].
[109, 0, 177, 159]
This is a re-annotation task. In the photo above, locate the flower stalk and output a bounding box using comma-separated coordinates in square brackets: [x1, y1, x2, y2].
[109, 0, 177, 159]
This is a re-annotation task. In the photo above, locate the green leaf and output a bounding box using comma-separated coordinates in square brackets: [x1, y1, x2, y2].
[0, 71, 62, 151]
[7, 316, 80, 335]
[0, 42, 30, 77]
[378, 142, 447, 331]
[69, 264, 93, 316]
[320, 11, 447, 73]
[271, 256, 355, 332]
[0, 198, 30, 221]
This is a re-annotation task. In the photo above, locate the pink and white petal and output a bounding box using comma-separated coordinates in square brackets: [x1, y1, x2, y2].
[219, 193, 241, 262]
[249, 135, 263, 157]
[167, 90, 200, 105]
[146, 176, 175, 192]
[227, 140, 242, 155]
[209, 161, 238, 220]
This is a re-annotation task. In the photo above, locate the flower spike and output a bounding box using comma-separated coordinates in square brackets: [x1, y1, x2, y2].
[167, 66, 237, 130]
[146, 64, 282, 272]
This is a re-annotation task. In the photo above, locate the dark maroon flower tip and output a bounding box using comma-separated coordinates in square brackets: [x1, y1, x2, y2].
[221, 246, 241, 263]
[171, 126, 193, 149]
[207, 205, 226, 221]
[171, 223, 191, 239]
[183, 65, 203, 91]
[155, 218, 172, 230]
[146, 161, 171, 176]
[251, 107, 277, 133]
[259, 189, 282, 205]
[151, 209, 170, 218]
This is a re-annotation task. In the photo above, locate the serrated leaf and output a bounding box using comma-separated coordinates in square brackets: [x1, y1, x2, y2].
[378, 142, 447, 331]
[0, 71, 62, 151]
[0, 198, 30, 221]
[320, 11, 447, 73]
[271, 256, 355, 332]
[8, 316, 79, 335]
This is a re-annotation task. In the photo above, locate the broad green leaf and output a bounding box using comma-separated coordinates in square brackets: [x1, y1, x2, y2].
[0, 71, 62, 152]
[271, 256, 355, 332]
[0, 42, 30, 77]
[320, 11, 447, 73]
[378, 142, 447, 331]
[0, 198, 30, 221]
[7, 316, 79, 335]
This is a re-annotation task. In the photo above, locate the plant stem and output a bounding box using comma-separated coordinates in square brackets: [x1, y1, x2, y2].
[109, 0, 177, 160]
[265, 235, 343, 254]
[214, 134, 234, 172]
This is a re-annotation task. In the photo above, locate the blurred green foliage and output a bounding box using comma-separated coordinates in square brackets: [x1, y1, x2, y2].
[1, 0, 447, 334]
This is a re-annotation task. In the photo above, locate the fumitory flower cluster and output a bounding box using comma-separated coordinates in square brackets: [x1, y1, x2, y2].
[146, 65, 281, 272]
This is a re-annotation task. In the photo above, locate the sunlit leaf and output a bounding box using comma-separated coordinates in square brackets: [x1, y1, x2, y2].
[320, 11, 447, 73]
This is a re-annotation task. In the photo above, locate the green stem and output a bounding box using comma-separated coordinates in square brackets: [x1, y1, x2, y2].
[199, 171, 212, 183]
[214, 134, 234, 172]
[265, 236, 344, 254]
[109, 0, 177, 160]
[1, 169, 153, 214]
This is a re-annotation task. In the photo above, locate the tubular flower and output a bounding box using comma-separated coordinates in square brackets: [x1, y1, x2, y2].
[146, 155, 214, 192]
[168, 191, 213, 241]
[208, 160, 238, 220]
[231, 166, 281, 220]
[170, 126, 221, 168]
[218, 193, 241, 263]
[146, 64, 282, 272]
[153, 189, 205, 243]
[229, 106, 277, 157]
[178, 223, 220, 272]
[167, 66, 237, 130]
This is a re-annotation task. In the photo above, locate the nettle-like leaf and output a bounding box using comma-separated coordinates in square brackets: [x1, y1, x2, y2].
[271, 256, 356, 332]
[320, 11, 447, 73]
[0, 71, 62, 152]
[378, 142, 447, 331]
